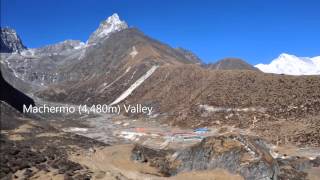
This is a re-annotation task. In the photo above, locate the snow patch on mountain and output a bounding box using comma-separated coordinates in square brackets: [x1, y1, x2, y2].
[130, 46, 138, 58]
[110, 65, 158, 105]
[255, 53, 320, 75]
[87, 13, 128, 44]
[73, 42, 86, 50]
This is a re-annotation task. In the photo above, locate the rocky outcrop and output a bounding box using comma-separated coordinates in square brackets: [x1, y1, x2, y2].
[175, 47, 202, 64]
[132, 134, 279, 179]
[132, 134, 318, 180]
[0, 27, 26, 53]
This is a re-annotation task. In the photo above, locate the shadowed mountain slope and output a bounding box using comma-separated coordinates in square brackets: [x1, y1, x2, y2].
[0, 71, 34, 113]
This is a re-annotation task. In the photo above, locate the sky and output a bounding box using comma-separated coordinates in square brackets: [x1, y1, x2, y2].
[1, 0, 320, 64]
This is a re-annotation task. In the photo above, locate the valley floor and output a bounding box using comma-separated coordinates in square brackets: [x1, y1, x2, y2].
[1, 99, 320, 180]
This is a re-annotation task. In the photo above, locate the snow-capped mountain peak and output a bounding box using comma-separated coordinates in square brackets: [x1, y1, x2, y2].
[87, 13, 128, 44]
[255, 53, 320, 75]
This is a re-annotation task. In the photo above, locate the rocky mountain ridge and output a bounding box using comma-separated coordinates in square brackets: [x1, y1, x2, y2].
[175, 47, 202, 64]
[0, 27, 26, 53]
[205, 58, 260, 71]
[1, 14, 203, 90]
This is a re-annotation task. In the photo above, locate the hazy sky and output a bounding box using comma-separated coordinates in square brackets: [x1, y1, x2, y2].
[1, 0, 319, 64]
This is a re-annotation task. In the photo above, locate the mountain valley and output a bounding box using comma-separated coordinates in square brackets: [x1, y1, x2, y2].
[1, 13, 320, 180]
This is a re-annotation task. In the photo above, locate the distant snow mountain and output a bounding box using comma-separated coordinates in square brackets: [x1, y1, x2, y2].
[255, 53, 320, 75]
